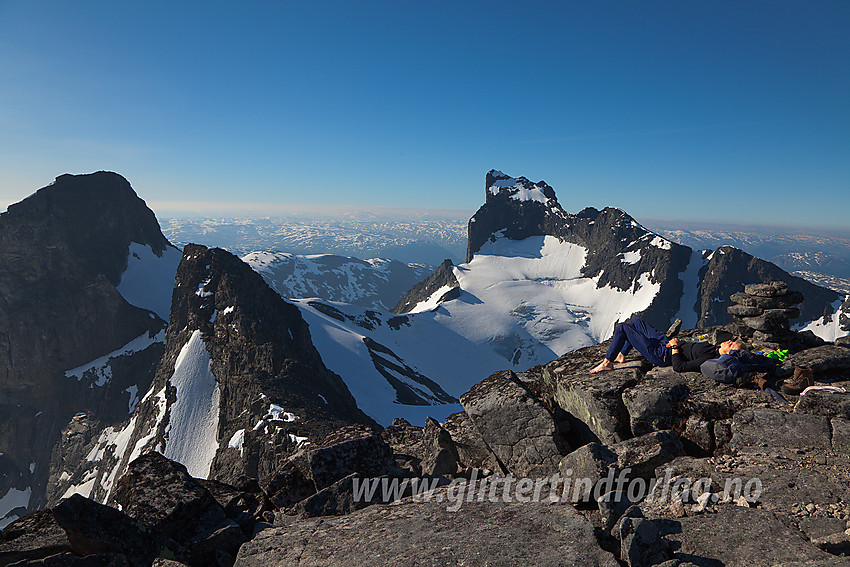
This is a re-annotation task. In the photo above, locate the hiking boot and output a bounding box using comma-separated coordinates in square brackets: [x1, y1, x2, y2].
[753, 372, 770, 391]
[735, 372, 755, 389]
[666, 318, 683, 339]
[781, 366, 814, 395]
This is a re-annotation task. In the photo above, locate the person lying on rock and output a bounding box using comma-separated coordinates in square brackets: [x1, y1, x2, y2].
[589, 317, 738, 374]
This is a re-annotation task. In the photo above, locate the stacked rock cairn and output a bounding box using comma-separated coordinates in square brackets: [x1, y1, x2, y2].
[727, 281, 803, 350]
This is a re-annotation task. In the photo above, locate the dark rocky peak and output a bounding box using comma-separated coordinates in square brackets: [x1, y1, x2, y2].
[697, 245, 842, 328]
[575, 206, 600, 219]
[2, 171, 170, 286]
[467, 171, 685, 273]
[468, 170, 568, 262]
[0, 172, 170, 528]
[165, 244, 377, 481]
[46, 244, 379, 508]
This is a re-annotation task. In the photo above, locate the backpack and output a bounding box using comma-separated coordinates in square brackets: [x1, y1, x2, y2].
[700, 350, 776, 384]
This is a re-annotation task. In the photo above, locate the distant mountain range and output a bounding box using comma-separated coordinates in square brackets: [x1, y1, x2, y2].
[242, 251, 433, 311]
[159, 215, 468, 266]
[158, 212, 850, 294]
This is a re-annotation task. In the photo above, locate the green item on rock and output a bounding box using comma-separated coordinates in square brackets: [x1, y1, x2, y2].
[765, 349, 789, 361]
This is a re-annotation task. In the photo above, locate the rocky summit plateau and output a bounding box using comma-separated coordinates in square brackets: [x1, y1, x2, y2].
[1, 170, 850, 566]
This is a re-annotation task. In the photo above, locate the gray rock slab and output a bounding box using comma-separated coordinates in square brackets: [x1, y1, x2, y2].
[731, 408, 832, 450]
[234, 488, 620, 567]
[559, 442, 617, 485]
[307, 428, 396, 491]
[441, 411, 502, 472]
[795, 391, 850, 419]
[460, 370, 566, 477]
[661, 505, 850, 566]
[745, 282, 789, 297]
[832, 418, 850, 452]
[783, 345, 850, 375]
[0, 510, 72, 565]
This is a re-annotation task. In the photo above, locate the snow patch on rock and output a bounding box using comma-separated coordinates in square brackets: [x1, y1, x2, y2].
[64, 329, 165, 387]
[161, 330, 221, 479]
[795, 298, 850, 342]
[117, 242, 182, 320]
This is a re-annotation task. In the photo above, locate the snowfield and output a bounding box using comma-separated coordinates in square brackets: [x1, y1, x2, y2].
[117, 242, 182, 320]
[292, 233, 664, 426]
[436, 236, 660, 365]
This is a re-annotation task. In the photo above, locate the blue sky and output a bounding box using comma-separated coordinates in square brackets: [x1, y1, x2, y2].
[1, 1, 847, 228]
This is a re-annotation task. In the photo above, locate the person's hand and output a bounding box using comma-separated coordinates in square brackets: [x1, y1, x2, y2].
[667, 338, 679, 348]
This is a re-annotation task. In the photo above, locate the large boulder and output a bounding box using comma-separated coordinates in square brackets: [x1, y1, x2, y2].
[610, 430, 686, 480]
[0, 496, 182, 567]
[261, 425, 400, 517]
[559, 443, 618, 487]
[0, 510, 74, 565]
[305, 425, 397, 491]
[460, 370, 567, 477]
[795, 390, 850, 419]
[782, 345, 850, 378]
[621, 368, 700, 436]
[440, 411, 502, 472]
[113, 452, 245, 565]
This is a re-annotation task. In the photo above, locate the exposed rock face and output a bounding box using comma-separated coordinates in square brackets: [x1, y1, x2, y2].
[0, 172, 174, 527]
[698, 245, 841, 328]
[6, 323, 850, 565]
[391, 258, 459, 314]
[50, 244, 378, 507]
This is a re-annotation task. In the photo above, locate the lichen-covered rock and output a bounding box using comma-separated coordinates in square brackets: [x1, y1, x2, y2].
[115, 453, 220, 541]
[548, 366, 640, 445]
[114, 452, 244, 565]
[51, 494, 173, 567]
[613, 511, 672, 566]
[0, 510, 73, 565]
[794, 391, 850, 419]
[260, 460, 317, 511]
[441, 411, 502, 472]
[730, 291, 804, 309]
[745, 281, 789, 297]
[559, 442, 618, 486]
[782, 345, 850, 376]
[419, 417, 459, 477]
[289, 473, 386, 518]
[621, 368, 695, 436]
[460, 370, 567, 477]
